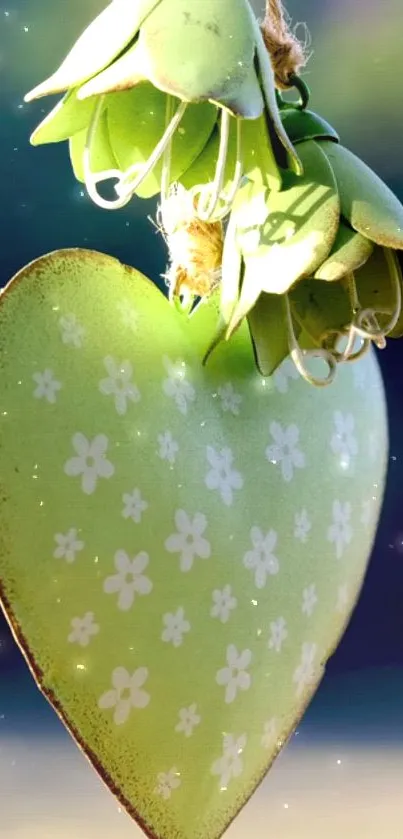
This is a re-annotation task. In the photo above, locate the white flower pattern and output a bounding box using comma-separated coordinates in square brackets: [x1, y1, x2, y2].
[261, 718, 278, 749]
[293, 642, 318, 698]
[158, 430, 179, 465]
[162, 608, 191, 647]
[330, 411, 358, 470]
[53, 528, 84, 563]
[165, 510, 211, 572]
[162, 356, 195, 415]
[32, 369, 62, 403]
[216, 645, 252, 704]
[64, 433, 114, 495]
[243, 527, 279, 589]
[122, 488, 148, 523]
[99, 356, 141, 415]
[273, 358, 299, 394]
[205, 446, 243, 506]
[68, 612, 99, 646]
[211, 585, 237, 624]
[294, 509, 311, 542]
[98, 666, 150, 724]
[327, 500, 353, 559]
[302, 584, 318, 617]
[211, 733, 247, 789]
[175, 704, 201, 737]
[59, 313, 85, 348]
[155, 768, 181, 799]
[103, 550, 153, 611]
[217, 382, 242, 415]
[266, 421, 306, 482]
[268, 617, 288, 652]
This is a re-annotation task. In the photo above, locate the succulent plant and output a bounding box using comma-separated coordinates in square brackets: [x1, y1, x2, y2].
[25, 0, 301, 213]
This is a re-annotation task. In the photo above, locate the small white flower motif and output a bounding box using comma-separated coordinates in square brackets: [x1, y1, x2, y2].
[268, 617, 288, 652]
[243, 527, 279, 589]
[217, 382, 242, 416]
[175, 704, 201, 737]
[211, 585, 237, 624]
[155, 768, 181, 800]
[266, 421, 306, 483]
[98, 666, 150, 725]
[68, 612, 99, 647]
[103, 550, 152, 611]
[336, 583, 349, 613]
[32, 369, 62, 404]
[122, 488, 148, 524]
[261, 718, 278, 749]
[157, 430, 179, 465]
[99, 356, 141, 416]
[302, 584, 318, 617]
[205, 446, 243, 506]
[361, 499, 372, 526]
[273, 358, 299, 394]
[53, 528, 84, 563]
[64, 433, 114, 495]
[165, 510, 211, 572]
[162, 355, 195, 415]
[211, 733, 247, 789]
[59, 313, 85, 348]
[294, 508, 311, 542]
[162, 608, 190, 647]
[116, 299, 138, 332]
[216, 644, 252, 704]
[293, 642, 318, 698]
[330, 411, 358, 470]
[327, 500, 353, 559]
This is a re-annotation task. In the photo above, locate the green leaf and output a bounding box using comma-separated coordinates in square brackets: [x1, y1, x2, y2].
[314, 220, 374, 281]
[233, 140, 340, 294]
[289, 278, 352, 345]
[107, 85, 217, 199]
[69, 109, 118, 184]
[281, 108, 340, 146]
[138, 0, 258, 109]
[321, 141, 403, 249]
[25, 0, 161, 101]
[354, 246, 403, 338]
[246, 293, 291, 376]
[30, 89, 101, 146]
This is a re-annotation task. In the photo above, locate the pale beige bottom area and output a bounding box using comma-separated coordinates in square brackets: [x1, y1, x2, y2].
[1, 736, 402, 839]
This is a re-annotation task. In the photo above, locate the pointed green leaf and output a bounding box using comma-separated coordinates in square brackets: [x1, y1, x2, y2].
[180, 121, 238, 192]
[69, 109, 118, 184]
[77, 40, 146, 99]
[24, 0, 161, 101]
[314, 220, 374, 281]
[107, 85, 217, 199]
[289, 278, 352, 346]
[226, 265, 263, 340]
[321, 141, 403, 249]
[354, 245, 403, 338]
[30, 89, 102, 146]
[247, 293, 291, 376]
[233, 140, 340, 294]
[281, 108, 340, 146]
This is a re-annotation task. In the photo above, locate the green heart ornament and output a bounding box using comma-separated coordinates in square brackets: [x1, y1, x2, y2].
[0, 249, 387, 839]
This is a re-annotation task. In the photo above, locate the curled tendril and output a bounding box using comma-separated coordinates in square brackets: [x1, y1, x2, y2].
[83, 95, 187, 210]
[191, 117, 244, 223]
[283, 294, 337, 387]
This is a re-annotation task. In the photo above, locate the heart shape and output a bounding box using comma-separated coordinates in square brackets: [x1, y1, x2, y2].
[0, 249, 387, 839]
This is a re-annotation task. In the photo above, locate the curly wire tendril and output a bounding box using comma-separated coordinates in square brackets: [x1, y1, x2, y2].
[261, 0, 311, 89]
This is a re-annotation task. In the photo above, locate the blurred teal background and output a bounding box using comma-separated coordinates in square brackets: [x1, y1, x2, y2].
[1, 2, 403, 837]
